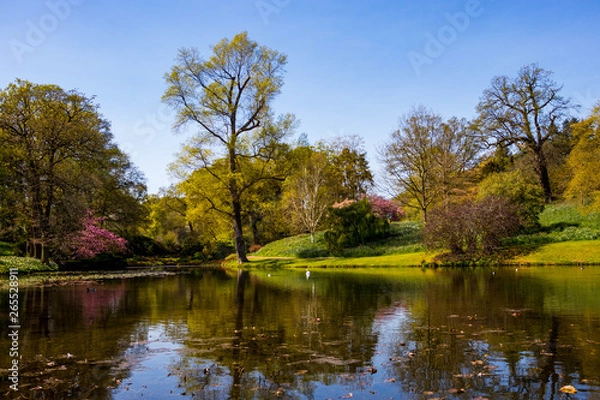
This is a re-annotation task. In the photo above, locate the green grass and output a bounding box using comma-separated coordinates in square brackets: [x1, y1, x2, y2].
[254, 221, 425, 259]
[539, 203, 600, 230]
[245, 251, 435, 268]
[512, 240, 600, 265]
[506, 203, 600, 247]
[0, 256, 58, 274]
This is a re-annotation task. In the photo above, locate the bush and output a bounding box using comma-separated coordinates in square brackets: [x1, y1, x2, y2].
[424, 196, 521, 257]
[180, 238, 205, 259]
[324, 199, 390, 252]
[367, 194, 404, 221]
[477, 170, 545, 231]
[127, 235, 169, 257]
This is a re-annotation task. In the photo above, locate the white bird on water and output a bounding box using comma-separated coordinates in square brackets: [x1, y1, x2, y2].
[306, 269, 310, 279]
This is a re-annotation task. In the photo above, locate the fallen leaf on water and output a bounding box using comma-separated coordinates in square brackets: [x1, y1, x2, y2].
[384, 378, 396, 383]
[341, 393, 353, 398]
[559, 385, 577, 394]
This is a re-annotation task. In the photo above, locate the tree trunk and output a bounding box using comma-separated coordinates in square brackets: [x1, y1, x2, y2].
[534, 148, 553, 203]
[232, 196, 249, 264]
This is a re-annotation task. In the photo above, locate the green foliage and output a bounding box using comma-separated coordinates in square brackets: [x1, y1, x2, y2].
[477, 170, 545, 231]
[0, 79, 146, 262]
[565, 104, 600, 209]
[0, 256, 58, 274]
[323, 199, 390, 252]
[163, 32, 292, 263]
[0, 241, 14, 256]
[180, 238, 205, 260]
[127, 235, 169, 257]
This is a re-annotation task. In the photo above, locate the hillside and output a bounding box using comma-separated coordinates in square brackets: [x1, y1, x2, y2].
[247, 204, 600, 267]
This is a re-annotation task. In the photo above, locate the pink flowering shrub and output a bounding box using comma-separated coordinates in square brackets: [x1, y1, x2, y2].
[366, 194, 404, 222]
[62, 211, 128, 260]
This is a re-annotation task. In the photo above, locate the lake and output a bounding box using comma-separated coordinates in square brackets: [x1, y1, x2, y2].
[1, 266, 599, 399]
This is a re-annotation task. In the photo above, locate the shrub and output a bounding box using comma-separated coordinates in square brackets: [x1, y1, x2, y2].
[324, 199, 390, 252]
[127, 235, 169, 257]
[59, 211, 128, 260]
[477, 170, 545, 231]
[424, 196, 521, 257]
[180, 238, 205, 259]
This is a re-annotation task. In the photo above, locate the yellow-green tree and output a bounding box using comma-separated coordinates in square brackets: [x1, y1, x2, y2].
[163, 32, 292, 263]
[565, 104, 600, 209]
[0, 80, 144, 263]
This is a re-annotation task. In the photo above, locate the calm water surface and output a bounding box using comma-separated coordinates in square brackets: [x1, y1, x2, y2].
[1, 267, 600, 399]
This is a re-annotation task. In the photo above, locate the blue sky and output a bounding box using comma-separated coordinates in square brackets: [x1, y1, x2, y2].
[2, 0, 599, 194]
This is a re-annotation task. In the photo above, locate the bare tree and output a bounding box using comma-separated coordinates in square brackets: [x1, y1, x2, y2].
[476, 63, 574, 202]
[284, 151, 335, 243]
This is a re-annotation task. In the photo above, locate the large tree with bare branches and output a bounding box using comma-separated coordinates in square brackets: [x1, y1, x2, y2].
[476, 63, 574, 202]
[162, 32, 293, 263]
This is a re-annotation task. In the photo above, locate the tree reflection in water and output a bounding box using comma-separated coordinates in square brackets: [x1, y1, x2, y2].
[0, 267, 598, 399]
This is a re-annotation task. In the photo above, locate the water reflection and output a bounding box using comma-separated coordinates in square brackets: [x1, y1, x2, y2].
[0, 267, 599, 399]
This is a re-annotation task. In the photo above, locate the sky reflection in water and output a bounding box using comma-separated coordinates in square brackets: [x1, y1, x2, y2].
[1, 267, 599, 399]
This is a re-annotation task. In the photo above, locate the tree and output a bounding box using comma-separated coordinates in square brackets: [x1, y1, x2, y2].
[89, 147, 148, 237]
[283, 149, 336, 243]
[381, 106, 478, 219]
[565, 104, 600, 209]
[476, 63, 574, 203]
[435, 117, 480, 204]
[0, 80, 129, 263]
[162, 32, 291, 263]
[324, 135, 374, 201]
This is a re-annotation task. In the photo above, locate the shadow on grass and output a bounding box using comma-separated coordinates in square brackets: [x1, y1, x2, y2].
[430, 244, 544, 266]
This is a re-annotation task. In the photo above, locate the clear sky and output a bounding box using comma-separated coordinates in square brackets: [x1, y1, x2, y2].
[2, 0, 599, 194]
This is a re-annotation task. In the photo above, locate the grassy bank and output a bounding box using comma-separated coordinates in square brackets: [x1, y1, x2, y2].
[0, 256, 59, 274]
[234, 204, 600, 268]
[511, 240, 600, 265]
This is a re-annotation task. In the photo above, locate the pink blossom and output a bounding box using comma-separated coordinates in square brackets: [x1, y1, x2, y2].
[366, 194, 404, 222]
[63, 211, 128, 260]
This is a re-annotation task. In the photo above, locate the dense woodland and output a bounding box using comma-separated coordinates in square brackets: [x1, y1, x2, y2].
[1, 32, 600, 266]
